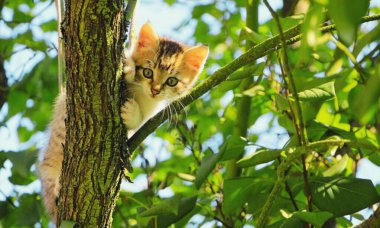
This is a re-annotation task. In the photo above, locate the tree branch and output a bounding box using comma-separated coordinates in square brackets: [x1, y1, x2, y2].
[355, 206, 380, 228]
[127, 14, 380, 154]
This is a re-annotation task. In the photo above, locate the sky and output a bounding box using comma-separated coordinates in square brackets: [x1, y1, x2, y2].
[0, 0, 379, 227]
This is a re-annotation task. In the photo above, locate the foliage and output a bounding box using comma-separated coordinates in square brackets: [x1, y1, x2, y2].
[1, 0, 380, 227]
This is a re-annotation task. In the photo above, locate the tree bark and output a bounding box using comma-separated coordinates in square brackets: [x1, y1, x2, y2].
[57, 0, 130, 226]
[356, 206, 380, 228]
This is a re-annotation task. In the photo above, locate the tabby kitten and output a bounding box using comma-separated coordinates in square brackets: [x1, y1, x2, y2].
[39, 22, 209, 222]
[121, 23, 209, 131]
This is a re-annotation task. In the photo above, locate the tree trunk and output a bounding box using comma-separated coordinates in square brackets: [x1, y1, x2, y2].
[57, 0, 130, 226]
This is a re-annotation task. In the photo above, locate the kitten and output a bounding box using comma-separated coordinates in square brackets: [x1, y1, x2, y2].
[38, 22, 209, 222]
[121, 23, 209, 131]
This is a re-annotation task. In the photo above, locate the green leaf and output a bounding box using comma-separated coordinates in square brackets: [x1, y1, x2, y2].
[140, 195, 182, 217]
[223, 177, 255, 214]
[177, 173, 195, 182]
[219, 135, 247, 161]
[298, 82, 336, 102]
[328, 0, 370, 45]
[368, 153, 380, 166]
[194, 148, 224, 189]
[354, 23, 380, 56]
[293, 211, 333, 227]
[164, 0, 176, 6]
[297, 5, 325, 65]
[311, 177, 380, 216]
[40, 19, 58, 32]
[15, 30, 48, 51]
[192, 4, 213, 18]
[7, 90, 29, 117]
[0, 151, 7, 169]
[157, 196, 197, 228]
[6, 150, 37, 185]
[15, 194, 40, 226]
[306, 121, 328, 141]
[227, 62, 265, 81]
[274, 93, 289, 111]
[302, 5, 324, 47]
[239, 27, 268, 45]
[214, 80, 240, 97]
[312, 49, 334, 63]
[267, 217, 304, 228]
[194, 20, 210, 43]
[0, 201, 10, 219]
[60, 221, 77, 228]
[269, 16, 302, 36]
[0, 39, 15, 57]
[240, 85, 265, 97]
[13, 10, 33, 22]
[17, 125, 34, 142]
[323, 154, 349, 177]
[237, 149, 280, 167]
[350, 65, 380, 124]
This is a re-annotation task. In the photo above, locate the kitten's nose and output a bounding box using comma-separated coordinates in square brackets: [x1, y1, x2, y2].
[151, 88, 160, 96]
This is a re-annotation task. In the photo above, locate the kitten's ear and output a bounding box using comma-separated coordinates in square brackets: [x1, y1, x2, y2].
[136, 23, 159, 50]
[183, 45, 209, 74]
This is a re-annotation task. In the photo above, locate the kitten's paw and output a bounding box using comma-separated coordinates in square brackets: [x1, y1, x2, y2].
[121, 99, 142, 129]
[123, 56, 136, 82]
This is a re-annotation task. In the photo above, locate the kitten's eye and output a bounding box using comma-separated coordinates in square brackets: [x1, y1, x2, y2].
[166, 77, 179, 87]
[142, 68, 153, 79]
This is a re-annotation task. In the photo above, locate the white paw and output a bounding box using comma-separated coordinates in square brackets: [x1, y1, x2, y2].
[121, 99, 142, 129]
[123, 56, 136, 82]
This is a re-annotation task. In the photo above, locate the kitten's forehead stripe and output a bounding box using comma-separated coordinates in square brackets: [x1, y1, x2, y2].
[158, 39, 184, 57]
[155, 39, 184, 71]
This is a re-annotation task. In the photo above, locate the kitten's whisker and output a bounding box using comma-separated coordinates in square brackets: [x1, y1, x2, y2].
[166, 105, 171, 123]
[161, 104, 168, 121]
[177, 100, 188, 119]
[170, 103, 177, 126]
[168, 103, 174, 126]
[188, 93, 195, 101]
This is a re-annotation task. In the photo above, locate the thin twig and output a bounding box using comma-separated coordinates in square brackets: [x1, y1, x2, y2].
[332, 38, 369, 82]
[359, 43, 380, 64]
[284, 167, 299, 211]
[0, 189, 16, 208]
[263, 0, 312, 216]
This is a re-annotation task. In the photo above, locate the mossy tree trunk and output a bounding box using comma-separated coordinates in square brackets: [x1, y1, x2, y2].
[57, 0, 130, 226]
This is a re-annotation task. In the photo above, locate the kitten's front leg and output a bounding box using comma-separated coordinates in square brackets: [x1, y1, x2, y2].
[122, 53, 136, 82]
[121, 98, 142, 129]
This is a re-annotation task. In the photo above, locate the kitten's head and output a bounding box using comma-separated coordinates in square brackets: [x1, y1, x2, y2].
[131, 23, 209, 101]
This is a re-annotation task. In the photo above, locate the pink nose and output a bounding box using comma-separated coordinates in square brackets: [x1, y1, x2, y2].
[151, 88, 160, 96]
